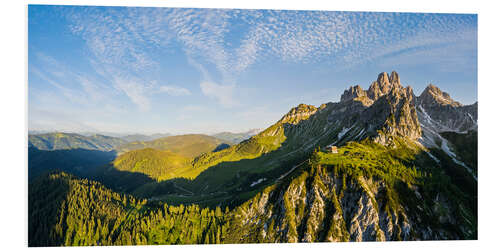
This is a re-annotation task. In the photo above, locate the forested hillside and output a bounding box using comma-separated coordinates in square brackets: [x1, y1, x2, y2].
[28, 147, 116, 179]
[29, 138, 476, 246]
[29, 172, 226, 246]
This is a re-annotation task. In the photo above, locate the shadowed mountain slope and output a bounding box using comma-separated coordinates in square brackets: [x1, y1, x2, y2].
[29, 132, 127, 151]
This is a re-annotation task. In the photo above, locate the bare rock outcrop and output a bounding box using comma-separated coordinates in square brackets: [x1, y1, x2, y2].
[416, 84, 477, 133]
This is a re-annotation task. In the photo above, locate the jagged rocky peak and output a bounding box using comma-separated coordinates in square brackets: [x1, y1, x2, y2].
[279, 103, 318, 124]
[367, 71, 403, 100]
[340, 85, 366, 102]
[379, 71, 390, 83]
[340, 71, 404, 103]
[418, 83, 461, 107]
[389, 71, 401, 86]
[416, 84, 477, 134]
[387, 83, 416, 104]
[362, 80, 422, 146]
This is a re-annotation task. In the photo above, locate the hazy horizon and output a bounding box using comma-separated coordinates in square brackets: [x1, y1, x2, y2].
[27, 127, 262, 137]
[28, 6, 477, 135]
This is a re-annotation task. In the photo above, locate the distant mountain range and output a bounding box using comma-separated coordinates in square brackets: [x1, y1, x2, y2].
[28, 132, 127, 151]
[119, 133, 173, 142]
[28, 133, 231, 181]
[212, 129, 262, 144]
[115, 134, 229, 157]
[28, 71, 477, 245]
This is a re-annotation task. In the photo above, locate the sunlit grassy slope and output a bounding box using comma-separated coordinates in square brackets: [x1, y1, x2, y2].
[116, 134, 227, 158]
[109, 103, 356, 201]
[113, 148, 191, 181]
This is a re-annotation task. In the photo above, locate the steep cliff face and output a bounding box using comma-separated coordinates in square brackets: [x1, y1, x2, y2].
[363, 85, 421, 145]
[418, 84, 461, 107]
[221, 71, 476, 243]
[335, 71, 422, 146]
[224, 142, 476, 243]
[340, 72, 402, 104]
[341, 85, 366, 102]
[366, 71, 401, 101]
[227, 71, 425, 156]
[416, 84, 477, 133]
[227, 174, 409, 243]
[281, 71, 422, 148]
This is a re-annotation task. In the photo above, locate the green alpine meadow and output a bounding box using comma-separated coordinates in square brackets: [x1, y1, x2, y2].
[28, 5, 477, 247]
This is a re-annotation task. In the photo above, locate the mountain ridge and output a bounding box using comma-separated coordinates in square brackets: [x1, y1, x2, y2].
[115, 134, 228, 158]
[28, 71, 478, 245]
[120, 70, 477, 208]
[212, 129, 261, 144]
[28, 132, 127, 151]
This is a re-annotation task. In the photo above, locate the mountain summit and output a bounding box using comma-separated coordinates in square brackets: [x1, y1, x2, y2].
[338, 71, 420, 146]
[367, 71, 402, 100]
[418, 83, 461, 107]
[340, 71, 409, 108]
[416, 83, 477, 138]
[336, 71, 476, 147]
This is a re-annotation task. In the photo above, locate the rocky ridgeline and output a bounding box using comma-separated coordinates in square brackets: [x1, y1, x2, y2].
[340, 71, 402, 103]
[336, 71, 421, 146]
[340, 85, 366, 102]
[248, 70, 476, 150]
[416, 84, 477, 133]
[375, 94, 420, 144]
[418, 84, 461, 107]
[334, 71, 477, 146]
[278, 104, 319, 125]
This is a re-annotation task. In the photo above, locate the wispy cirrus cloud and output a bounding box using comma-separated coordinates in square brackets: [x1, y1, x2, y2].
[29, 66, 89, 105]
[230, 11, 477, 72]
[29, 5, 477, 134]
[111, 76, 153, 111]
[200, 81, 236, 108]
[59, 7, 476, 109]
[31, 52, 118, 104]
[158, 85, 192, 96]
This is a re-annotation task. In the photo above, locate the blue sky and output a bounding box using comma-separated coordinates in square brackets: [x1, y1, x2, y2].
[28, 5, 477, 134]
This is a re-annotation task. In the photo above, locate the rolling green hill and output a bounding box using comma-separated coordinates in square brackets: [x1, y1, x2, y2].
[112, 148, 191, 181]
[108, 134, 233, 182]
[116, 134, 228, 158]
